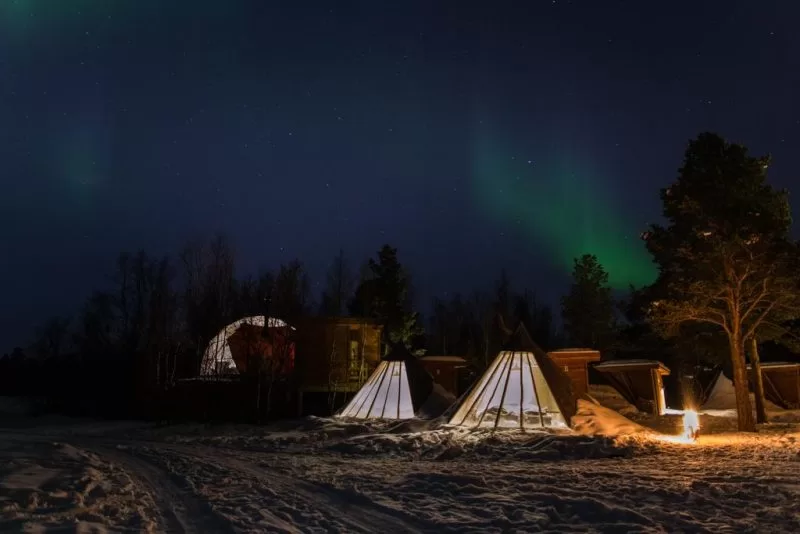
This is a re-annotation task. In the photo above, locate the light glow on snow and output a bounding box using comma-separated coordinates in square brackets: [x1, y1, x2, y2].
[449, 351, 566, 429]
[338, 361, 415, 419]
[656, 408, 701, 445]
[682, 409, 700, 442]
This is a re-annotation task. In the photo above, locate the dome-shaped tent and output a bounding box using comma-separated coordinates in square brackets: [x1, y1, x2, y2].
[200, 316, 293, 376]
[337, 344, 435, 420]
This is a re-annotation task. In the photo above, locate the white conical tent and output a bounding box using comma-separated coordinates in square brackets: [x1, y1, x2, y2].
[338, 360, 415, 419]
[701, 372, 736, 411]
[449, 351, 567, 429]
[200, 316, 289, 375]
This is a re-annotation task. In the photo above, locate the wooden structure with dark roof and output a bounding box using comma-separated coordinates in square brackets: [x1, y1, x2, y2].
[293, 317, 383, 415]
[593, 359, 671, 416]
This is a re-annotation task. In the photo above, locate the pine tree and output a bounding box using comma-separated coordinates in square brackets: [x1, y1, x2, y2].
[561, 254, 617, 351]
[644, 133, 800, 432]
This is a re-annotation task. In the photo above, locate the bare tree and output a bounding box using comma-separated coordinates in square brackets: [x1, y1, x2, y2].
[320, 249, 354, 316]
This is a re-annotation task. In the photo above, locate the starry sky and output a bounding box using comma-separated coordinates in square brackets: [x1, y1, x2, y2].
[2, 0, 799, 349]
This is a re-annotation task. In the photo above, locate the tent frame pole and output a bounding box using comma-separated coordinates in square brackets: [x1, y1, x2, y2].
[493, 353, 515, 430]
[396, 362, 402, 419]
[518, 352, 524, 430]
[453, 353, 503, 426]
[527, 353, 545, 427]
[349, 365, 382, 416]
[365, 363, 391, 417]
[477, 354, 513, 428]
[378, 362, 395, 418]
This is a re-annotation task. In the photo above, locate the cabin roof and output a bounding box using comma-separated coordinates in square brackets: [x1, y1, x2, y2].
[594, 359, 671, 375]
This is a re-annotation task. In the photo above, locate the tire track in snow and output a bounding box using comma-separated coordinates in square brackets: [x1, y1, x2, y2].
[160, 443, 436, 533]
[82, 443, 234, 534]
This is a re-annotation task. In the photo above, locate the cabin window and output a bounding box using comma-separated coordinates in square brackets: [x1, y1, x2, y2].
[348, 329, 363, 381]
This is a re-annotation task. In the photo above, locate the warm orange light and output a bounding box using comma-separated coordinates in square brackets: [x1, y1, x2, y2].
[682, 409, 700, 442]
[656, 408, 700, 445]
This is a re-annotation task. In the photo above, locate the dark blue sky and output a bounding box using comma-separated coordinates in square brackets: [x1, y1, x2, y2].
[2, 1, 799, 349]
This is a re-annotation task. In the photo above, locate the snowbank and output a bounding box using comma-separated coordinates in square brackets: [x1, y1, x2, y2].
[0, 441, 157, 532]
[416, 383, 456, 419]
[2, 410, 799, 533]
[571, 399, 656, 439]
[587, 384, 639, 416]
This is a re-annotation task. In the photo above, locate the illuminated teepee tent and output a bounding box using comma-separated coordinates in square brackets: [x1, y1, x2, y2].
[337, 344, 435, 420]
[449, 321, 577, 430]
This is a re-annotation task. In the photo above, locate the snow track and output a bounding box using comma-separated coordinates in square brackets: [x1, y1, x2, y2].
[134, 442, 434, 533]
[2, 418, 800, 532]
[210, 453, 432, 533]
[81, 443, 233, 534]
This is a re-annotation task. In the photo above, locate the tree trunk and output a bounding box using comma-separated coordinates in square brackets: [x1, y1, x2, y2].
[748, 337, 768, 424]
[729, 333, 756, 432]
[256, 371, 262, 422]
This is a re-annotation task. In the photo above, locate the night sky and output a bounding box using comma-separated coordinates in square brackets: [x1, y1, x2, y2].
[2, 1, 799, 349]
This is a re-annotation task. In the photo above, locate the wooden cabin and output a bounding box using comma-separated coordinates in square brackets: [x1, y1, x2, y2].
[293, 317, 383, 415]
[418, 355, 468, 397]
[546, 348, 601, 397]
[594, 359, 671, 416]
[748, 362, 800, 409]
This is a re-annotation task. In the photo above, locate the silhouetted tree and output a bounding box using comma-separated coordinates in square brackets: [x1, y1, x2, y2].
[319, 249, 353, 316]
[271, 260, 312, 323]
[180, 235, 237, 374]
[31, 316, 72, 360]
[644, 133, 800, 432]
[350, 245, 423, 353]
[561, 254, 617, 352]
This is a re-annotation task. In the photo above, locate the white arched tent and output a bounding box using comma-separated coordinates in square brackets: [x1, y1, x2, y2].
[200, 316, 290, 375]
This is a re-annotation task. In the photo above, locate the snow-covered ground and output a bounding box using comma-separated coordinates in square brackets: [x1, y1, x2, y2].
[1, 395, 799, 533]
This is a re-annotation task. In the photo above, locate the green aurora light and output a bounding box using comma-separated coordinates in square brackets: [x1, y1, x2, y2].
[470, 134, 657, 289]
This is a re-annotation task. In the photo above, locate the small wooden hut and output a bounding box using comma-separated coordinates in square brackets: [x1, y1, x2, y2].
[418, 355, 468, 397]
[748, 362, 800, 409]
[293, 317, 383, 415]
[593, 359, 671, 416]
[547, 348, 601, 397]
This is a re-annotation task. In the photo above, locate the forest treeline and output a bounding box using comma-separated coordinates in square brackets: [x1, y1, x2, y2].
[3, 132, 800, 431]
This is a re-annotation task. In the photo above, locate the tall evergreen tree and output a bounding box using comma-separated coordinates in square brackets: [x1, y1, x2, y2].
[350, 245, 424, 352]
[561, 254, 617, 351]
[320, 249, 353, 316]
[644, 132, 800, 432]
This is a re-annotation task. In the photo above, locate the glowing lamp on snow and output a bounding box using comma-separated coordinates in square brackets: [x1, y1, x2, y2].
[682, 409, 700, 443]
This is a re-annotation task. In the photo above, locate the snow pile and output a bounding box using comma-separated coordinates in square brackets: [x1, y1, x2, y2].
[151, 416, 398, 452]
[2, 412, 799, 532]
[324, 423, 635, 462]
[571, 399, 656, 439]
[587, 384, 639, 416]
[0, 441, 156, 532]
[416, 383, 456, 419]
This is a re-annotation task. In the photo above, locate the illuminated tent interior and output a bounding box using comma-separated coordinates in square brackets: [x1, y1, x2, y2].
[337, 344, 435, 420]
[200, 316, 292, 376]
[449, 321, 577, 430]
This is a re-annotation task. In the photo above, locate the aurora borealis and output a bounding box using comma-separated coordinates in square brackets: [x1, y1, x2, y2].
[2, 1, 800, 347]
[470, 131, 657, 289]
